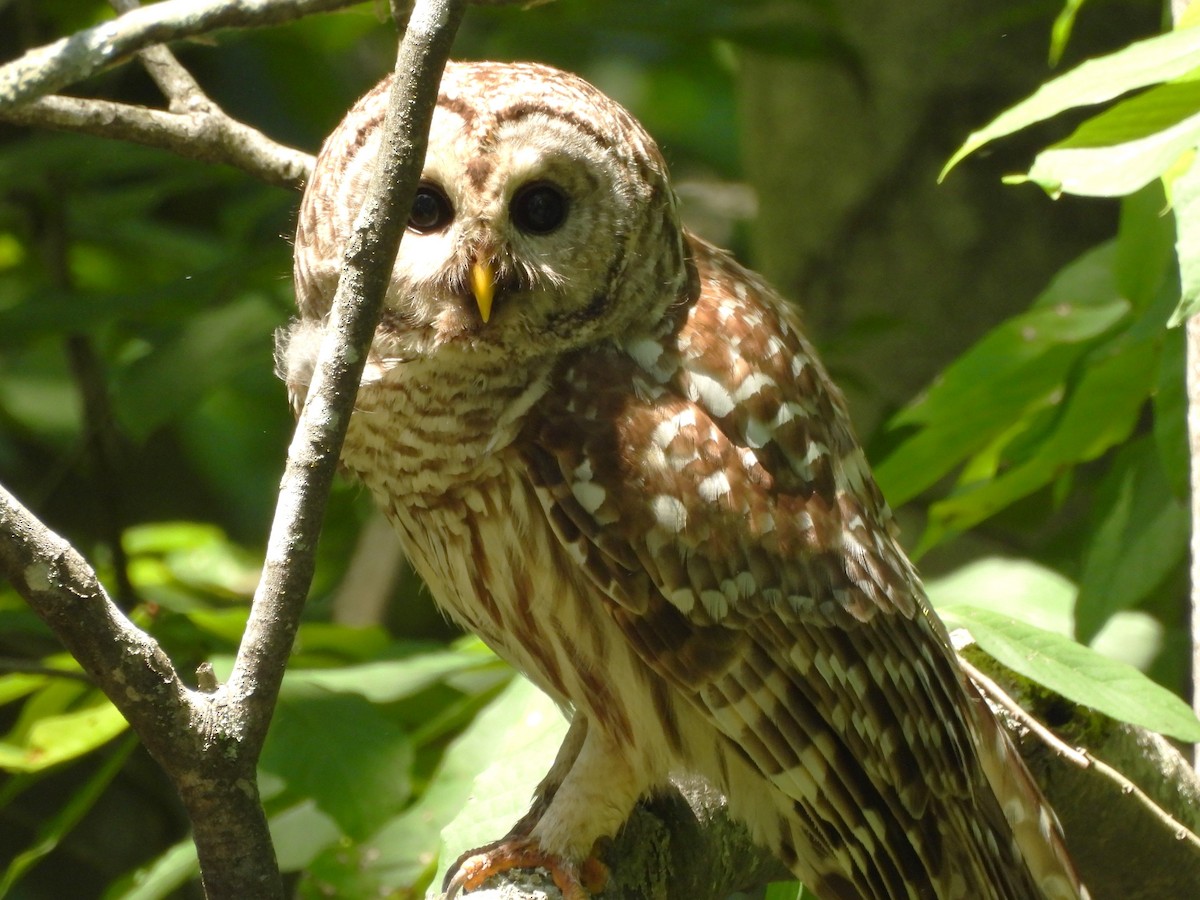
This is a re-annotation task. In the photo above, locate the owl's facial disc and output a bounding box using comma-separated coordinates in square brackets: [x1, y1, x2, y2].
[386, 99, 678, 358]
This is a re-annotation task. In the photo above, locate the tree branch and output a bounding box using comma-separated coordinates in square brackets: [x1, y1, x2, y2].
[1, 94, 313, 189]
[961, 645, 1200, 899]
[107, 0, 213, 112]
[0, 483, 197, 755]
[442, 783, 787, 900]
[226, 0, 467, 764]
[0, 0, 365, 111]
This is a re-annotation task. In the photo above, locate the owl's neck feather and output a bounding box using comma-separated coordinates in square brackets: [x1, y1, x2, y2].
[342, 352, 552, 509]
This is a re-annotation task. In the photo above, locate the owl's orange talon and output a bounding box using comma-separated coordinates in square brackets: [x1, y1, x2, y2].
[443, 837, 604, 900]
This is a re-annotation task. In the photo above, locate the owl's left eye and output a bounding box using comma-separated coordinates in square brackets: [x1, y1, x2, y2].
[408, 184, 454, 234]
[511, 182, 569, 235]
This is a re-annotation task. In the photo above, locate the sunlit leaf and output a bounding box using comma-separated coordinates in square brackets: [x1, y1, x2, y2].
[0, 687, 128, 772]
[876, 287, 1128, 504]
[1049, 0, 1090, 66]
[270, 800, 342, 871]
[918, 331, 1158, 550]
[765, 882, 804, 900]
[299, 672, 532, 897]
[926, 557, 1078, 636]
[285, 646, 506, 705]
[1017, 82, 1200, 197]
[1171, 153, 1200, 323]
[944, 605, 1200, 741]
[942, 25, 1200, 178]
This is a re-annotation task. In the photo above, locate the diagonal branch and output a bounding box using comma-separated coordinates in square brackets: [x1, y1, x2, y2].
[227, 0, 467, 760]
[0, 483, 197, 750]
[107, 0, 211, 112]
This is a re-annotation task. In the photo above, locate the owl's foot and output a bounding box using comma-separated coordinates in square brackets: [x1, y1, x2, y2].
[443, 837, 608, 899]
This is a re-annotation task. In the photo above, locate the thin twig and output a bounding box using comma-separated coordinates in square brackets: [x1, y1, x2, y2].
[2, 94, 313, 189]
[1, 1, 472, 890]
[0, 657, 93, 683]
[960, 655, 1200, 854]
[108, 0, 213, 112]
[958, 655, 1088, 766]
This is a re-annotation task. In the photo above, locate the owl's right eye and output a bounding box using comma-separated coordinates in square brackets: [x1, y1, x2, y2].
[408, 184, 454, 234]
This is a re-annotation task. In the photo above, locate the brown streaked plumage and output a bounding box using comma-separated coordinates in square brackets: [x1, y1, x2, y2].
[283, 60, 1088, 899]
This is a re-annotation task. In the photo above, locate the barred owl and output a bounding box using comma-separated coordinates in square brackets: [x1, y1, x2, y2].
[283, 61, 1088, 900]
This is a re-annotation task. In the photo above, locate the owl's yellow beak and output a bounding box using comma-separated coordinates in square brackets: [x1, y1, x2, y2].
[469, 260, 495, 324]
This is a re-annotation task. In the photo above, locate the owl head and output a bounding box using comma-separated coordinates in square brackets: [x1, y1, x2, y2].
[292, 61, 688, 373]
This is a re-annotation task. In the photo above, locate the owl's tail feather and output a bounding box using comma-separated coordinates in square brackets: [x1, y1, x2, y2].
[966, 677, 1090, 900]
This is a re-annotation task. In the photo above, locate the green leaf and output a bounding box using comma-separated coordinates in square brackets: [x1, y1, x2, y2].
[925, 557, 1078, 636]
[270, 800, 342, 871]
[876, 280, 1128, 504]
[765, 883, 804, 900]
[1153, 325, 1189, 497]
[0, 683, 128, 772]
[1075, 439, 1188, 642]
[0, 736, 136, 895]
[285, 646, 507, 705]
[1114, 181, 1177, 309]
[260, 685, 413, 840]
[0, 672, 49, 707]
[1049, 0, 1090, 67]
[1171, 154, 1200, 323]
[943, 605, 1200, 742]
[942, 25, 1200, 178]
[1018, 81, 1200, 197]
[300, 671, 526, 898]
[918, 330, 1158, 550]
[103, 838, 198, 900]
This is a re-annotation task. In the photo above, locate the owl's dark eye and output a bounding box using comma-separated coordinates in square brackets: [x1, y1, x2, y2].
[408, 183, 453, 234]
[511, 182, 569, 235]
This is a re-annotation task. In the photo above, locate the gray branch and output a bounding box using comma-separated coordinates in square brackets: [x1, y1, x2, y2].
[0, 0, 364, 110]
[224, 0, 468, 770]
[0, 484, 196, 743]
[2, 94, 313, 189]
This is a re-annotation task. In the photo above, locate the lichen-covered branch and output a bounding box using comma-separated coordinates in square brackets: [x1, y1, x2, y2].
[962, 645, 1200, 899]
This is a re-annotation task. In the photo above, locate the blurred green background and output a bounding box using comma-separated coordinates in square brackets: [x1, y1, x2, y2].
[0, 1, 1183, 897]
